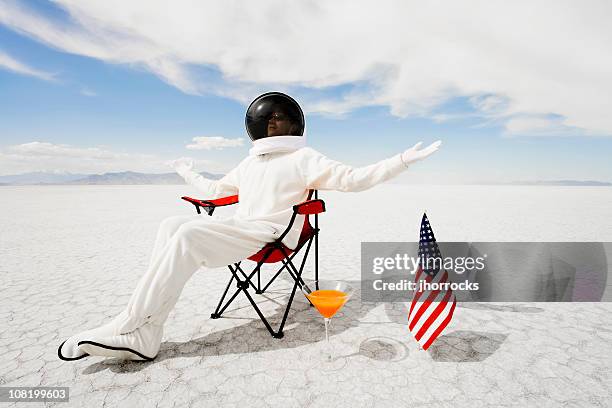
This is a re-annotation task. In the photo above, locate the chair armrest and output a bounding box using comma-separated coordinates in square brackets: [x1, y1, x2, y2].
[293, 199, 326, 215]
[181, 195, 239, 216]
[181, 195, 239, 207]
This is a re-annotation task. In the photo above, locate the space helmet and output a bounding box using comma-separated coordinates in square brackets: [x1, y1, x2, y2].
[245, 92, 305, 141]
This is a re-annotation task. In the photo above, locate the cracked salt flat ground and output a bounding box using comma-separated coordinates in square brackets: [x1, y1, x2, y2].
[1, 184, 611, 407]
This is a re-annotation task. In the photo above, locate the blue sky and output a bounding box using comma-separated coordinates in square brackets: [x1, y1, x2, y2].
[1, 1, 611, 183]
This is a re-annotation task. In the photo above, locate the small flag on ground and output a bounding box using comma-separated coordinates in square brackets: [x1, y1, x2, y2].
[408, 213, 456, 350]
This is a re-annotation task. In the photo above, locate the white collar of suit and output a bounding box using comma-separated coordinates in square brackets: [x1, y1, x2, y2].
[249, 135, 306, 156]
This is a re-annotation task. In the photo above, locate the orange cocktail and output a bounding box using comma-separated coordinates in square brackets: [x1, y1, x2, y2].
[301, 280, 355, 362]
[306, 289, 348, 318]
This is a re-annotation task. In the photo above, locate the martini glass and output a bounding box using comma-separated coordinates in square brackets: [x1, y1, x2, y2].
[301, 279, 354, 361]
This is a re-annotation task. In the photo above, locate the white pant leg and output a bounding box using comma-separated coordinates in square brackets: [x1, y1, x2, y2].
[115, 216, 277, 333]
[148, 214, 201, 266]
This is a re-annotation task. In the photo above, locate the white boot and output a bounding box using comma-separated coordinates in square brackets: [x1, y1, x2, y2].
[57, 310, 130, 361]
[77, 321, 164, 361]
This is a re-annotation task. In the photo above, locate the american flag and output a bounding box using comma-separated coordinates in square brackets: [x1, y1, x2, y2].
[408, 213, 456, 350]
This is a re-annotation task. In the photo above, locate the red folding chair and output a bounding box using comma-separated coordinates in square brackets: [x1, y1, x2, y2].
[181, 190, 324, 338]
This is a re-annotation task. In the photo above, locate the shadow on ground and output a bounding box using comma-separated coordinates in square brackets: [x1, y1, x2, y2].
[83, 278, 374, 373]
[81, 279, 526, 373]
[427, 330, 509, 362]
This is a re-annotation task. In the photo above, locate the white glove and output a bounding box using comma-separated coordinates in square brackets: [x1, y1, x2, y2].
[167, 157, 194, 177]
[400, 140, 442, 166]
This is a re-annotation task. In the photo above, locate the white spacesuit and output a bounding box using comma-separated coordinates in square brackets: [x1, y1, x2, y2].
[57, 92, 441, 361]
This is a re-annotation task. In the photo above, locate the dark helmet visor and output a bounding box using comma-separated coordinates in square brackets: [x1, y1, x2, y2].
[245, 92, 305, 141]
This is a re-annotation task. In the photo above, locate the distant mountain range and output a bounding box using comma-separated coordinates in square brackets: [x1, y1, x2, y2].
[0, 171, 89, 185]
[0, 172, 609, 186]
[0, 171, 224, 185]
[498, 180, 612, 186]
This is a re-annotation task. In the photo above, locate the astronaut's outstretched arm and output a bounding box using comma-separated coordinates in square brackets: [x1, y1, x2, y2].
[302, 141, 441, 192]
[168, 157, 239, 198]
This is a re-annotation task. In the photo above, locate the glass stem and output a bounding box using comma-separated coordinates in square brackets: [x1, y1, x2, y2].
[324, 317, 331, 361]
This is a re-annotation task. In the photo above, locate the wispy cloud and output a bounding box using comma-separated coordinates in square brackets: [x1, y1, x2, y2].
[79, 87, 96, 96]
[0, 49, 56, 81]
[0, 141, 218, 175]
[503, 116, 579, 137]
[1, 0, 611, 135]
[186, 136, 245, 150]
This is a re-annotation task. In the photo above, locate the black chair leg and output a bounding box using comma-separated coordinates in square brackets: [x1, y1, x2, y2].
[257, 268, 262, 294]
[211, 275, 234, 319]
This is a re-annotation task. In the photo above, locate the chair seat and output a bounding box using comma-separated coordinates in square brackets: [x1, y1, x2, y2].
[248, 218, 315, 263]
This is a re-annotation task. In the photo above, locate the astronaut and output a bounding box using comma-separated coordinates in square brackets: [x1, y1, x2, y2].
[58, 92, 442, 361]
